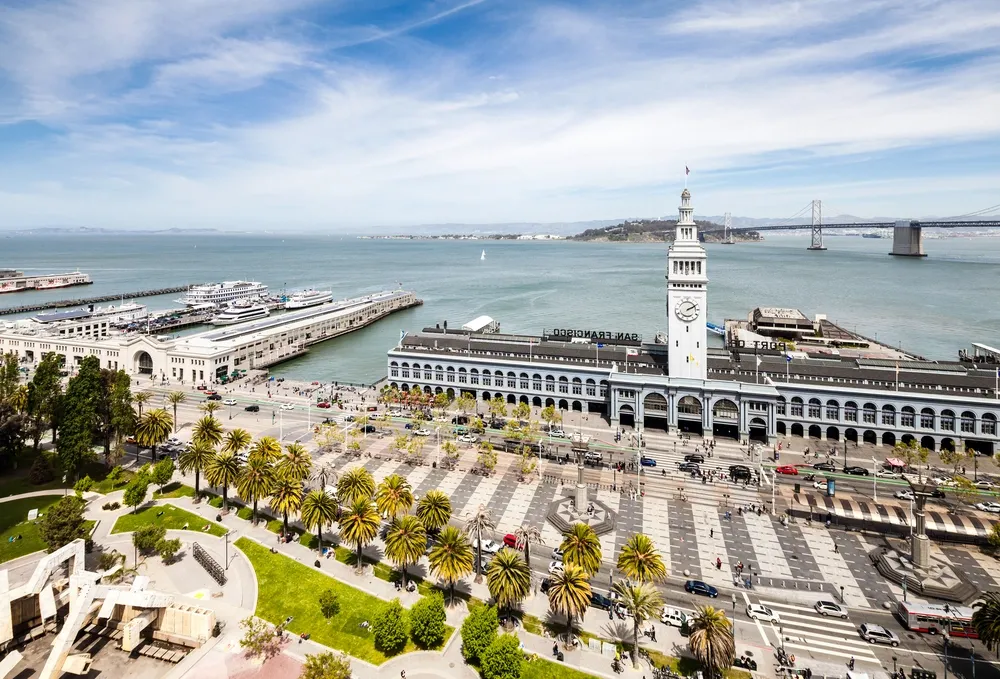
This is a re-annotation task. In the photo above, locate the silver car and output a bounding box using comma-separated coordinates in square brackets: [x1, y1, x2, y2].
[859, 623, 899, 647]
[815, 600, 848, 618]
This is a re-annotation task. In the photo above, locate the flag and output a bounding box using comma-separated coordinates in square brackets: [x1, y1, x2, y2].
[755, 356, 762, 368]
[685, 166, 690, 176]
[785, 354, 793, 362]
[626, 348, 639, 356]
[597, 343, 605, 348]
[399, 330, 407, 343]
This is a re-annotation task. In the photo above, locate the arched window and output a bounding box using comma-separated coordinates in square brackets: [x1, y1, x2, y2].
[470, 368, 480, 385]
[571, 377, 582, 395]
[599, 380, 608, 397]
[881, 404, 896, 426]
[961, 411, 976, 434]
[940, 409, 955, 432]
[506, 371, 516, 388]
[545, 375, 555, 392]
[435, 365, 444, 381]
[920, 407, 935, 429]
[862, 403, 877, 424]
[900, 406, 915, 428]
[808, 398, 821, 419]
[390, 361, 399, 377]
[585, 378, 596, 396]
[790, 397, 803, 417]
[558, 376, 569, 394]
[532, 373, 542, 390]
[844, 401, 858, 422]
[983, 413, 997, 436]
[458, 367, 467, 384]
[520, 372, 529, 390]
[776, 396, 786, 416]
[446, 366, 456, 383]
[825, 399, 839, 420]
[482, 369, 492, 386]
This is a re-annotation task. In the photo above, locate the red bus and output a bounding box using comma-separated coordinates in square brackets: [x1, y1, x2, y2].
[896, 601, 978, 638]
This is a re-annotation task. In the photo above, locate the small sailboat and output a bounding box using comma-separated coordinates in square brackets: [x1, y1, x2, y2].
[481, 249, 486, 261]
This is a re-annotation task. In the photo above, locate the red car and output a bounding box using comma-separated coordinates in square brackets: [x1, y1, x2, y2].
[503, 534, 517, 548]
[316, 402, 331, 409]
[204, 390, 217, 396]
[776, 465, 799, 475]
[196, 385, 208, 391]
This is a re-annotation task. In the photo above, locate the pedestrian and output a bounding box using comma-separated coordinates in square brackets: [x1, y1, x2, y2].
[401, 671, 407, 679]
[710, 528, 714, 538]
[849, 657, 855, 671]
[834, 542, 839, 553]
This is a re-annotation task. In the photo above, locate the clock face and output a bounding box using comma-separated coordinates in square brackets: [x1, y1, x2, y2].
[675, 297, 700, 322]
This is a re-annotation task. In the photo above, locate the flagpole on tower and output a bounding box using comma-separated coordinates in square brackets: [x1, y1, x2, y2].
[684, 165, 690, 189]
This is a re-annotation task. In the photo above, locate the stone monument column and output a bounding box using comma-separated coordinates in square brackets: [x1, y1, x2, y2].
[911, 491, 930, 569]
[575, 449, 588, 510]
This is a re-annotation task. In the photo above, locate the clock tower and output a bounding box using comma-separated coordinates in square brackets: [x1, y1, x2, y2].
[666, 188, 708, 379]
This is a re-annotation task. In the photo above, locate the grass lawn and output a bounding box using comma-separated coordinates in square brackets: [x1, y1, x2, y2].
[111, 503, 226, 537]
[522, 659, 600, 679]
[152, 482, 196, 499]
[92, 470, 135, 494]
[0, 495, 62, 563]
[236, 537, 453, 664]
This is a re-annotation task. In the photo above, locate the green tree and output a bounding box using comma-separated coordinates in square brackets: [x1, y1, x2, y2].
[132, 391, 152, 418]
[248, 435, 282, 463]
[617, 533, 667, 583]
[465, 504, 496, 581]
[613, 580, 664, 668]
[371, 598, 408, 655]
[488, 396, 507, 421]
[480, 632, 523, 679]
[204, 451, 242, 511]
[318, 589, 340, 619]
[989, 523, 1000, 551]
[974, 592, 1000, 652]
[338, 497, 380, 567]
[428, 525, 474, 601]
[39, 494, 88, 551]
[238, 616, 285, 661]
[513, 523, 543, 567]
[192, 415, 224, 449]
[410, 593, 447, 649]
[133, 524, 167, 554]
[456, 394, 477, 416]
[57, 355, 103, 477]
[301, 489, 339, 554]
[26, 353, 63, 453]
[540, 405, 561, 431]
[74, 475, 94, 495]
[336, 467, 375, 505]
[953, 475, 979, 505]
[98, 369, 134, 464]
[385, 515, 426, 588]
[376, 474, 414, 519]
[0, 353, 20, 405]
[167, 391, 186, 432]
[157, 537, 182, 563]
[179, 440, 214, 498]
[277, 441, 312, 482]
[460, 603, 498, 665]
[486, 548, 532, 617]
[547, 563, 591, 642]
[560, 523, 602, 576]
[688, 605, 735, 679]
[477, 441, 497, 473]
[222, 428, 253, 457]
[416, 490, 452, 532]
[512, 401, 530, 422]
[300, 651, 352, 679]
[894, 439, 930, 480]
[135, 408, 172, 463]
[151, 457, 175, 492]
[236, 456, 275, 524]
[441, 440, 460, 467]
[123, 476, 150, 513]
[269, 475, 304, 537]
[199, 400, 222, 416]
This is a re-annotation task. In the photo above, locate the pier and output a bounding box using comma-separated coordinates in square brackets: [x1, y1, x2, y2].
[0, 285, 201, 316]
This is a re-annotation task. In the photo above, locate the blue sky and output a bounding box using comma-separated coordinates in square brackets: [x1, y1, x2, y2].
[1, 0, 999, 229]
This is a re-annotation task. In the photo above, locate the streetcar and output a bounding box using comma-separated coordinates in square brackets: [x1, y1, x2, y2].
[896, 601, 978, 638]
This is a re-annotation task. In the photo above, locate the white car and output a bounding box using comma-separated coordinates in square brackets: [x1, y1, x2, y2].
[746, 604, 780, 623]
[223, 399, 238, 406]
[976, 480, 995, 490]
[457, 434, 478, 444]
[474, 539, 500, 555]
[548, 560, 565, 575]
[661, 607, 687, 627]
[413, 428, 431, 437]
[280, 403, 295, 410]
[932, 476, 953, 486]
[876, 470, 902, 479]
[894, 490, 915, 501]
[812, 480, 827, 490]
[815, 600, 849, 618]
[551, 547, 565, 561]
[549, 429, 567, 438]
[975, 502, 1000, 514]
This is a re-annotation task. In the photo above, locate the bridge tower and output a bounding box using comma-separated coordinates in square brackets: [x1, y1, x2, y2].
[807, 199, 826, 250]
[723, 212, 734, 244]
[889, 220, 927, 257]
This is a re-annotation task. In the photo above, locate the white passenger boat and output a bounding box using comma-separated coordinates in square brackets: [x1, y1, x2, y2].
[178, 280, 269, 307]
[285, 289, 333, 309]
[209, 303, 271, 325]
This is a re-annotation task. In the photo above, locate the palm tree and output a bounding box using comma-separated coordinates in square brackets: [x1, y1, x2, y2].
[613, 580, 664, 668]
[192, 415, 224, 448]
[310, 462, 338, 491]
[337, 467, 375, 505]
[617, 533, 668, 583]
[428, 525, 473, 601]
[384, 515, 427, 588]
[135, 408, 172, 462]
[269, 476, 304, 537]
[204, 451, 242, 511]
[486, 548, 531, 618]
[464, 504, 496, 582]
[166, 391, 186, 432]
[300, 489, 339, 555]
[222, 428, 252, 457]
[973, 592, 1000, 652]
[339, 497, 380, 568]
[547, 563, 591, 643]
[236, 456, 275, 524]
[248, 435, 282, 464]
[560, 523, 602, 576]
[688, 606, 735, 679]
[514, 523, 543, 567]
[376, 474, 414, 519]
[277, 442, 313, 482]
[416, 490, 452, 532]
[179, 441, 215, 498]
[199, 400, 222, 416]
[132, 391, 152, 418]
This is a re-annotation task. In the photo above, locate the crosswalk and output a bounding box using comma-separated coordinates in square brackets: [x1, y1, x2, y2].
[744, 595, 881, 665]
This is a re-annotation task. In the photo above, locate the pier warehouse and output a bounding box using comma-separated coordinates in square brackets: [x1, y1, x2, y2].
[387, 191, 1000, 455]
[1, 290, 419, 382]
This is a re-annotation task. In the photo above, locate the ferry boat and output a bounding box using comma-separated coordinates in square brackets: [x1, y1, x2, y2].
[0, 269, 92, 294]
[178, 280, 268, 307]
[862, 233, 884, 239]
[209, 303, 271, 325]
[33, 300, 147, 324]
[285, 289, 333, 309]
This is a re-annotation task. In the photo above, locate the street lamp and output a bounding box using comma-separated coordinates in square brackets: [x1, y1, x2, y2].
[871, 456, 878, 501]
[839, 585, 845, 603]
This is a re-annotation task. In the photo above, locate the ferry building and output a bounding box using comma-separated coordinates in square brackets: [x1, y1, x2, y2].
[388, 189, 1000, 455]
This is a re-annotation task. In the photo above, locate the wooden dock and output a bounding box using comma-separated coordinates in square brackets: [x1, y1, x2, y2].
[0, 285, 201, 316]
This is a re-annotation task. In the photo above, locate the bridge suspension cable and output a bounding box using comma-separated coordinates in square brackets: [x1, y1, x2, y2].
[946, 203, 1000, 219]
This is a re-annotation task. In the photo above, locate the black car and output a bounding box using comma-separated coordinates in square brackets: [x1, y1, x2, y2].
[244, 404, 260, 412]
[729, 465, 752, 480]
[451, 415, 469, 425]
[590, 591, 613, 610]
[843, 466, 869, 476]
[207, 394, 223, 401]
[813, 462, 836, 472]
[930, 488, 946, 498]
[540, 578, 552, 594]
[685, 454, 705, 464]
[678, 462, 700, 473]
[363, 425, 377, 433]
[685, 580, 718, 597]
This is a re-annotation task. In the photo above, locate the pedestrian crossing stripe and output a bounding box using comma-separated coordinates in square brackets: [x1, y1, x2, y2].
[771, 611, 856, 629]
[775, 627, 879, 655]
[759, 600, 828, 614]
[782, 641, 881, 664]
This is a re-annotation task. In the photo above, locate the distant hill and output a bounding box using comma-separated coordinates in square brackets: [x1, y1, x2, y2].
[2, 226, 222, 235]
[571, 218, 760, 243]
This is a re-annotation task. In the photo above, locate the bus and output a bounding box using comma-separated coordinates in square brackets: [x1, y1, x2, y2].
[896, 601, 978, 638]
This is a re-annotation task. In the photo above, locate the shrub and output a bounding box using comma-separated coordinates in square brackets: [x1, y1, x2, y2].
[74, 475, 95, 494]
[410, 593, 447, 649]
[238, 616, 285, 661]
[301, 651, 352, 679]
[371, 598, 408, 655]
[39, 495, 88, 551]
[101, 501, 121, 511]
[989, 523, 1000, 551]
[208, 496, 224, 509]
[106, 466, 124, 486]
[480, 633, 524, 679]
[461, 603, 498, 665]
[318, 589, 340, 619]
[122, 477, 149, 513]
[157, 537, 182, 563]
[29, 456, 55, 485]
[133, 524, 167, 554]
[236, 506, 253, 521]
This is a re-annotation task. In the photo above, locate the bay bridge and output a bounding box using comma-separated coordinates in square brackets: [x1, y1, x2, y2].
[705, 200, 1000, 256]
